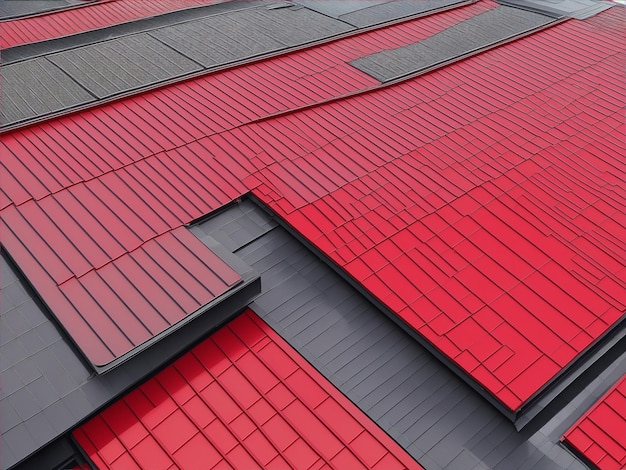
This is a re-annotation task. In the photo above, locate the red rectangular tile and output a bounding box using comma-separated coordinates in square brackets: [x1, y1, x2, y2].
[74, 311, 422, 469]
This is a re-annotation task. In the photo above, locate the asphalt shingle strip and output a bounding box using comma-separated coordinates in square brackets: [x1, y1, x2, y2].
[351, 5, 556, 82]
[47, 34, 203, 99]
[0, 58, 94, 126]
[339, 0, 471, 27]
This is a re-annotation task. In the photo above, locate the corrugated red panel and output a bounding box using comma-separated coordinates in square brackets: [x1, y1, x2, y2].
[563, 375, 626, 470]
[73, 310, 422, 470]
[0, 0, 227, 49]
[0, 211, 241, 367]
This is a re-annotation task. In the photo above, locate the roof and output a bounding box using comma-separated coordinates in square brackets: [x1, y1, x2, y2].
[1, 208, 243, 370]
[73, 309, 421, 470]
[1, 0, 625, 468]
[2, 0, 623, 413]
[562, 374, 626, 470]
[6, 199, 614, 470]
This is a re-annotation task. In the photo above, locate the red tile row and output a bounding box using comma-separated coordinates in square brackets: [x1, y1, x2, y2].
[0, 0, 227, 49]
[563, 375, 626, 470]
[74, 310, 422, 469]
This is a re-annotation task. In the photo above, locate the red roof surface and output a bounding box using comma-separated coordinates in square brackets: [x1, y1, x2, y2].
[563, 375, 626, 470]
[73, 309, 421, 470]
[1, 2, 624, 412]
[1, 207, 241, 368]
[0, 0, 227, 49]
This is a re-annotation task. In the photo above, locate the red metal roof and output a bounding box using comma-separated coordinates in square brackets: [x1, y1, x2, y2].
[563, 374, 626, 470]
[1, 2, 624, 412]
[0, 0, 227, 49]
[0, 214, 241, 367]
[73, 309, 421, 469]
[254, 9, 626, 411]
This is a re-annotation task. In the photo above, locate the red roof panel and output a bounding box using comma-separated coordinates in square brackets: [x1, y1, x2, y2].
[0, 209, 241, 367]
[251, 9, 625, 411]
[73, 310, 422, 469]
[563, 375, 626, 470]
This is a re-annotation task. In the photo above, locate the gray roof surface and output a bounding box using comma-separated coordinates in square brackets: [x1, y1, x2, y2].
[0, 58, 95, 125]
[300, 0, 471, 27]
[0, 246, 260, 470]
[351, 5, 557, 82]
[338, 0, 471, 27]
[192, 200, 626, 470]
[47, 34, 203, 99]
[499, 0, 613, 19]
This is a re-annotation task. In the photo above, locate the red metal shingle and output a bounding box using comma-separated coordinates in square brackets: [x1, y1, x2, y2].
[73, 310, 422, 469]
[563, 375, 626, 470]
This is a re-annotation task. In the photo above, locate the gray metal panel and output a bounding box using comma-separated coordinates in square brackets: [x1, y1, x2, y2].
[298, 0, 390, 18]
[0, 0, 78, 20]
[149, 10, 284, 68]
[0, 58, 94, 126]
[194, 201, 605, 470]
[47, 34, 202, 99]
[351, 6, 556, 82]
[150, 5, 353, 68]
[499, 0, 613, 19]
[339, 0, 468, 27]
[254, 5, 354, 46]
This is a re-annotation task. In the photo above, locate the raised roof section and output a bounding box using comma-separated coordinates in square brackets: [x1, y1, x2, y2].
[1, 214, 245, 371]
[73, 309, 422, 470]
